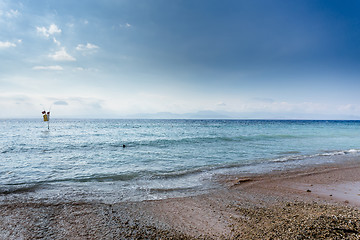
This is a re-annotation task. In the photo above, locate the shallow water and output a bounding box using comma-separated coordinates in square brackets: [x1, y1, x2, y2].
[1, 119, 360, 202]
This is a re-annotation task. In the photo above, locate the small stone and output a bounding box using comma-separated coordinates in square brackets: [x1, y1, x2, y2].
[306, 189, 312, 192]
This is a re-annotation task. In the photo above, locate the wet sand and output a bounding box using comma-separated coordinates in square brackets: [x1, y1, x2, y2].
[1, 161, 360, 239]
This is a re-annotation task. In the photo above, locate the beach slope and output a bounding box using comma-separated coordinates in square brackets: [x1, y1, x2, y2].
[1, 162, 360, 239]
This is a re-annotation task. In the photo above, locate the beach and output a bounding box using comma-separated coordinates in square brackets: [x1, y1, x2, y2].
[2, 0, 360, 238]
[1, 160, 360, 239]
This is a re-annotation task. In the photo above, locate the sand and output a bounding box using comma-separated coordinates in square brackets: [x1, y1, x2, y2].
[1, 161, 360, 239]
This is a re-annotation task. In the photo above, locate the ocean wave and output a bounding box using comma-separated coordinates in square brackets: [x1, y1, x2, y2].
[123, 134, 306, 148]
[271, 149, 360, 163]
[0, 184, 42, 195]
[72, 172, 141, 182]
[0, 145, 60, 154]
[148, 186, 196, 194]
[279, 151, 301, 155]
[347, 149, 360, 153]
[151, 166, 214, 179]
[143, 149, 360, 180]
[0, 133, 311, 155]
[2, 148, 360, 192]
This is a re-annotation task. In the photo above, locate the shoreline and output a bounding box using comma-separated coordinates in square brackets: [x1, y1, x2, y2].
[1, 160, 360, 239]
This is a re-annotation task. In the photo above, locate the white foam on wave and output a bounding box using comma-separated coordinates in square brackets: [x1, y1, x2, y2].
[319, 151, 346, 157]
[271, 149, 360, 163]
[347, 149, 360, 153]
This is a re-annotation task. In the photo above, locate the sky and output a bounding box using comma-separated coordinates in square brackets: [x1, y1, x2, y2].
[1, 0, 360, 119]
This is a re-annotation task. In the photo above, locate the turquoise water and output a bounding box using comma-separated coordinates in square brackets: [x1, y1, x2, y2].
[1, 119, 360, 202]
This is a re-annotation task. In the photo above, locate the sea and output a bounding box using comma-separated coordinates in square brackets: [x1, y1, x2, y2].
[1, 119, 360, 203]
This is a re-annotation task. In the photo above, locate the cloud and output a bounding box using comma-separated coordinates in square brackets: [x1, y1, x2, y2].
[8, 9, 19, 18]
[53, 100, 68, 106]
[0, 41, 16, 48]
[73, 67, 99, 72]
[119, 23, 132, 28]
[217, 102, 227, 107]
[76, 43, 99, 54]
[53, 37, 61, 46]
[77, 43, 99, 50]
[0, 94, 31, 103]
[47, 97, 105, 117]
[49, 47, 76, 61]
[0, 93, 41, 118]
[37, 24, 61, 38]
[0, 93, 109, 118]
[49, 97, 104, 109]
[33, 65, 63, 70]
[253, 97, 275, 103]
[48, 24, 61, 34]
[1, 9, 20, 18]
[67, 97, 104, 110]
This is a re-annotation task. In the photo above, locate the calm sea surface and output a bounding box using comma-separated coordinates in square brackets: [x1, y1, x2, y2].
[1, 119, 360, 202]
